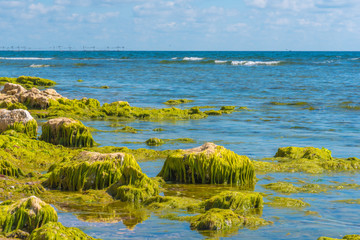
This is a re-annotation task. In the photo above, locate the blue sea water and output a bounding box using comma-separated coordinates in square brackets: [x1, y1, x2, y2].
[1, 51, 360, 239]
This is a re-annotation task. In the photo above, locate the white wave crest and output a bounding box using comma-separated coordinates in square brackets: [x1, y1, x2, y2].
[231, 60, 281, 66]
[349, 58, 359, 61]
[215, 60, 228, 64]
[171, 57, 178, 60]
[0, 57, 53, 60]
[183, 57, 204, 61]
[29, 64, 50, 68]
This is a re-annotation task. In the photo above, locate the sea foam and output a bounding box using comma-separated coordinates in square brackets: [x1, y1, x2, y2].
[29, 64, 50, 68]
[214, 60, 228, 64]
[231, 61, 281, 66]
[183, 57, 204, 61]
[0, 57, 53, 60]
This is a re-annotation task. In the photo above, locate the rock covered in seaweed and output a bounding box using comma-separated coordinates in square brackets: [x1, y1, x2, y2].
[107, 166, 159, 203]
[0, 196, 58, 234]
[0, 109, 38, 137]
[145, 138, 164, 146]
[28, 222, 96, 240]
[0, 159, 24, 178]
[0, 76, 56, 89]
[318, 235, 360, 240]
[46, 151, 140, 191]
[40, 117, 95, 147]
[157, 142, 255, 188]
[203, 191, 263, 215]
[275, 146, 332, 160]
[0, 83, 64, 109]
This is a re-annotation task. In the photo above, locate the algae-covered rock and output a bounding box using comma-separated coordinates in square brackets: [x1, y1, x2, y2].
[158, 143, 255, 188]
[41, 117, 95, 147]
[144, 195, 199, 210]
[266, 196, 310, 208]
[0, 196, 58, 234]
[203, 191, 263, 215]
[145, 138, 165, 146]
[188, 208, 271, 231]
[0, 109, 37, 138]
[0, 159, 24, 178]
[275, 146, 332, 160]
[318, 235, 360, 240]
[0, 76, 56, 88]
[163, 99, 194, 105]
[263, 182, 300, 194]
[46, 151, 140, 191]
[107, 166, 159, 203]
[28, 222, 96, 240]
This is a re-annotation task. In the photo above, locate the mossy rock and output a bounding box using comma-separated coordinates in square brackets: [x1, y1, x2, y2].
[41, 117, 95, 147]
[0, 109, 38, 138]
[46, 151, 140, 191]
[275, 146, 332, 160]
[158, 143, 255, 188]
[145, 138, 164, 146]
[204, 110, 222, 116]
[144, 196, 200, 210]
[266, 196, 310, 208]
[263, 182, 300, 194]
[202, 191, 263, 215]
[0, 159, 24, 178]
[0, 76, 56, 88]
[220, 106, 236, 111]
[188, 208, 271, 231]
[107, 166, 159, 203]
[163, 99, 194, 105]
[318, 235, 360, 240]
[0, 196, 58, 234]
[28, 222, 96, 240]
[5, 119, 38, 138]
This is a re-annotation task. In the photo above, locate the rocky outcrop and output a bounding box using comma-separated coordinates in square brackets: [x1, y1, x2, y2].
[0, 83, 64, 109]
[0, 109, 37, 137]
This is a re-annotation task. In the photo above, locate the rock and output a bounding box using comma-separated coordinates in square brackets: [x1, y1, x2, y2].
[40, 117, 95, 147]
[0, 196, 58, 234]
[145, 138, 164, 146]
[274, 146, 333, 160]
[157, 142, 255, 188]
[0, 109, 37, 137]
[28, 222, 96, 240]
[0, 83, 64, 109]
[46, 151, 140, 191]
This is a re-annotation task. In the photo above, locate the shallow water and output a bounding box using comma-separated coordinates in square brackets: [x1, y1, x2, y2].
[1, 51, 360, 239]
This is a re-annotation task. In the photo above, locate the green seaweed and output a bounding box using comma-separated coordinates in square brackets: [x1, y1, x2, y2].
[6, 102, 28, 110]
[158, 143, 255, 188]
[318, 235, 360, 240]
[0, 76, 56, 89]
[41, 118, 95, 147]
[274, 146, 333, 160]
[28, 222, 96, 240]
[46, 152, 140, 191]
[204, 110, 222, 116]
[0, 159, 24, 178]
[0, 196, 58, 234]
[153, 128, 165, 131]
[145, 138, 165, 146]
[163, 99, 194, 105]
[107, 166, 159, 203]
[5, 119, 38, 138]
[265, 196, 310, 208]
[202, 191, 263, 215]
[144, 195, 200, 210]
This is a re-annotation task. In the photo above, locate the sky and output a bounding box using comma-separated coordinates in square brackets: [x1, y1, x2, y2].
[0, 0, 359, 51]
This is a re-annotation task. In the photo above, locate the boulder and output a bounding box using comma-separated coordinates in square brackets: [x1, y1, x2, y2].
[0, 109, 37, 137]
[40, 117, 95, 147]
[157, 142, 255, 188]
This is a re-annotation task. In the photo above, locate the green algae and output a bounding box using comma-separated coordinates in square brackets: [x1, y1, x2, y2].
[46, 151, 140, 191]
[0, 196, 57, 234]
[275, 146, 332, 160]
[5, 119, 38, 138]
[41, 118, 95, 147]
[0, 76, 56, 89]
[6, 102, 28, 110]
[153, 128, 165, 131]
[318, 235, 360, 240]
[158, 143, 255, 188]
[77, 79, 84, 82]
[0, 159, 24, 178]
[145, 138, 165, 146]
[107, 166, 159, 203]
[204, 110, 222, 116]
[163, 99, 194, 105]
[144, 195, 200, 210]
[28, 222, 96, 240]
[220, 106, 236, 111]
[265, 196, 310, 208]
[202, 191, 263, 215]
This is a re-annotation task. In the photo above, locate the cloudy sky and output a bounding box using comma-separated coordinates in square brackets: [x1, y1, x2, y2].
[0, 0, 359, 50]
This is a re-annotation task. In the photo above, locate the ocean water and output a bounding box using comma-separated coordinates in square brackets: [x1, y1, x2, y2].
[1, 51, 360, 239]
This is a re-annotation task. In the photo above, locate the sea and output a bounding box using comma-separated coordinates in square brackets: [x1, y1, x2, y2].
[0, 51, 360, 239]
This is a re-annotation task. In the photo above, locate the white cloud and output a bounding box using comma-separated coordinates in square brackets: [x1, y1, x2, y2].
[226, 23, 247, 32]
[245, 0, 268, 8]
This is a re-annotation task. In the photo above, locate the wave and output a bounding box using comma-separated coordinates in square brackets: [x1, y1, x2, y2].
[231, 61, 281, 66]
[183, 57, 204, 61]
[29, 64, 50, 68]
[0, 57, 53, 60]
[214, 60, 228, 64]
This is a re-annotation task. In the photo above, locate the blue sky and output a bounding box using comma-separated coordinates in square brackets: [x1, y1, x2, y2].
[0, 0, 359, 50]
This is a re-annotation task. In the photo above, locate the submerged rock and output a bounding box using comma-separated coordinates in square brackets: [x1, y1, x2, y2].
[28, 222, 96, 240]
[203, 191, 263, 215]
[0, 83, 64, 109]
[275, 146, 332, 160]
[107, 166, 159, 203]
[157, 142, 255, 188]
[40, 117, 95, 147]
[163, 99, 194, 105]
[318, 235, 360, 240]
[0, 196, 58, 234]
[46, 151, 139, 191]
[0, 109, 37, 137]
[145, 138, 164, 146]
